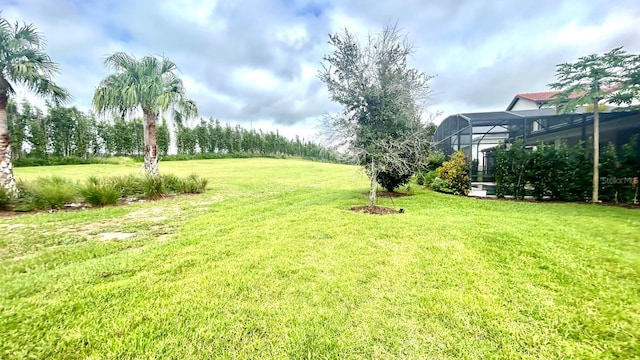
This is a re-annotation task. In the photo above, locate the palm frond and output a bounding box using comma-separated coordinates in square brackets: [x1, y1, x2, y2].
[0, 13, 68, 103]
[13, 22, 41, 47]
[104, 52, 136, 73]
[94, 52, 198, 124]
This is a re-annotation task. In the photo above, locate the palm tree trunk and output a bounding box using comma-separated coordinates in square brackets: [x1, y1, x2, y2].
[143, 111, 159, 177]
[592, 102, 600, 203]
[0, 96, 18, 195]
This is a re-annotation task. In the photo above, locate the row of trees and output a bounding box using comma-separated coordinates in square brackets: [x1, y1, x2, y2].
[1, 14, 339, 195]
[494, 137, 639, 204]
[549, 46, 640, 203]
[5, 100, 338, 162]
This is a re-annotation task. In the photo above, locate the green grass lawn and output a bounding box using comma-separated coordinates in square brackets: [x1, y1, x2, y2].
[2, 158, 639, 359]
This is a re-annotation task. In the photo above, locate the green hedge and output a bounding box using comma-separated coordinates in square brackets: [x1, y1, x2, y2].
[494, 135, 640, 203]
[13, 152, 345, 167]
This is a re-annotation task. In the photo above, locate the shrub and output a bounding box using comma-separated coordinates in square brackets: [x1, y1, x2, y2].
[429, 177, 451, 194]
[561, 141, 592, 201]
[495, 140, 594, 201]
[80, 179, 120, 206]
[376, 170, 412, 192]
[495, 140, 530, 199]
[420, 170, 439, 187]
[425, 151, 446, 171]
[436, 150, 470, 196]
[160, 174, 182, 193]
[179, 174, 209, 194]
[110, 175, 144, 197]
[30, 176, 78, 209]
[527, 143, 560, 200]
[599, 142, 639, 203]
[0, 186, 10, 210]
[141, 175, 166, 199]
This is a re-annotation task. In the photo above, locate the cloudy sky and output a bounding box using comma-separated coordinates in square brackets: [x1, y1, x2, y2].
[3, 0, 640, 139]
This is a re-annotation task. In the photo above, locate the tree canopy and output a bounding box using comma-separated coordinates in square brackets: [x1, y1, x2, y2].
[548, 46, 638, 203]
[319, 24, 434, 205]
[0, 13, 69, 194]
[549, 47, 630, 112]
[93, 53, 198, 176]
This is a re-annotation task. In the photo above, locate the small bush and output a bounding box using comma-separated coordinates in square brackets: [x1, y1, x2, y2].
[80, 179, 120, 206]
[376, 170, 412, 192]
[429, 177, 451, 194]
[31, 176, 78, 209]
[418, 170, 439, 187]
[0, 186, 10, 210]
[110, 175, 144, 197]
[436, 151, 470, 196]
[426, 151, 446, 171]
[141, 175, 166, 199]
[13, 180, 38, 211]
[179, 174, 209, 194]
[160, 174, 182, 193]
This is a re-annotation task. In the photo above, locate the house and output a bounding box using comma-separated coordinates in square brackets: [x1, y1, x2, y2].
[505, 88, 629, 112]
[506, 91, 561, 111]
[433, 92, 640, 188]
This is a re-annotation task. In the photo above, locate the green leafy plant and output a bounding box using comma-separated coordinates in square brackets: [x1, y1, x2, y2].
[110, 175, 144, 198]
[417, 170, 439, 187]
[0, 186, 10, 210]
[141, 175, 166, 199]
[376, 170, 412, 192]
[429, 177, 450, 194]
[29, 176, 78, 209]
[495, 141, 530, 199]
[160, 174, 182, 194]
[80, 178, 120, 206]
[425, 151, 446, 171]
[436, 151, 470, 196]
[178, 174, 208, 194]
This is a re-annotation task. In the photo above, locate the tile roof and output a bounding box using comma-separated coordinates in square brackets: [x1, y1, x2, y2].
[515, 91, 561, 102]
[506, 90, 585, 110]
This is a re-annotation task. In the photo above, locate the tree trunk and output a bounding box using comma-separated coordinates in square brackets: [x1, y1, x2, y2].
[143, 110, 159, 177]
[592, 102, 600, 203]
[0, 96, 18, 195]
[369, 160, 377, 207]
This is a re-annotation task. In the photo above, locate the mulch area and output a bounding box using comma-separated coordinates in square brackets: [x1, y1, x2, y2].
[349, 205, 403, 215]
[363, 191, 413, 198]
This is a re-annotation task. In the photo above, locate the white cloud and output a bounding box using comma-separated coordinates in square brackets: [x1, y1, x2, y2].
[3, 0, 640, 139]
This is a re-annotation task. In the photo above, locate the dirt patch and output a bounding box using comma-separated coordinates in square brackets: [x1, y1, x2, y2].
[125, 207, 166, 218]
[0, 193, 200, 218]
[99, 232, 135, 241]
[349, 205, 402, 215]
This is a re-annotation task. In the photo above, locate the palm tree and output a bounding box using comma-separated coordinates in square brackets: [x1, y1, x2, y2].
[93, 52, 197, 176]
[0, 14, 69, 194]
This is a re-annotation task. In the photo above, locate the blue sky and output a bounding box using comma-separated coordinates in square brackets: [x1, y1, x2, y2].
[3, 0, 640, 139]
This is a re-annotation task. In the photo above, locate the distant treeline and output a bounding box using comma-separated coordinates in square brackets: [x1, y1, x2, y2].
[6, 100, 341, 166]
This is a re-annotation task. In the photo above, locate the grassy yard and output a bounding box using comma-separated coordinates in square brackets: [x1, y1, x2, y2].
[1, 158, 639, 359]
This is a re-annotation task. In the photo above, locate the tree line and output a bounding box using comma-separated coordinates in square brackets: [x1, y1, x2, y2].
[1, 15, 340, 195]
[6, 99, 339, 164]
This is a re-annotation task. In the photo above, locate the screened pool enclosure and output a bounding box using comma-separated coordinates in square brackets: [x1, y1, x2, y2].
[432, 109, 640, 183]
